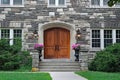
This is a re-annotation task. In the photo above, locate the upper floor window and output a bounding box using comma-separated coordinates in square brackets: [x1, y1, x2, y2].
[90, 0, 120, 7]
[48, 0, 66, 7]
[13, 0, 22, 5]
[0, 0, 24, 7]
[91, 0, 100, 6]
[1, 0, 10, 5]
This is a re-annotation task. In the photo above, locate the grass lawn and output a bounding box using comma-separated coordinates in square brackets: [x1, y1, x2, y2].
[76, 71, 120, 80]
[0, 72, 52, 80]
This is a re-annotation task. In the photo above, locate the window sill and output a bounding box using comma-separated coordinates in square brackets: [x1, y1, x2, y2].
[88, 6, 120, 8]
[0, 5, 24, 7]
[47, 5, 67, 8]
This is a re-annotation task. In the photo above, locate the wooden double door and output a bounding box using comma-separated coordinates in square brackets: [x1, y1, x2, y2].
[44, 28, 70, 59]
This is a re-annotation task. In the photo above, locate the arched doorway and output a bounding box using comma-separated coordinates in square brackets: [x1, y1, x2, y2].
[44, 28, 70, 59]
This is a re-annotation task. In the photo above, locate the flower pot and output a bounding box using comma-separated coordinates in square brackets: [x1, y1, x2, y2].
[74, 49, 79, 61]
[38, 49, 42, 61]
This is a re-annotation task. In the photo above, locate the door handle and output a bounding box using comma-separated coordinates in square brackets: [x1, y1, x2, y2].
[57, 45, 59, 51]
[55, 45, 57, 51]
[55, 45, 59, 51]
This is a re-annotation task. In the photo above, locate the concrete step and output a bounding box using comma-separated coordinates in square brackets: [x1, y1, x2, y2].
[39, 61, 81, 72]
[39, 69, 81, 72]
[39, 66, 80, 69]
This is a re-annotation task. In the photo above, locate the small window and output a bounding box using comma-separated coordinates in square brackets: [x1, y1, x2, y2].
[116, 30, 120, 43]
[1, 0, 10, 5]
[92, 30, 100, 47]
[48, 0, 66, 7]
[91, 0, 120, 7]
[104, 30, 112, 47]
[13, 0, 22, 5]
[103, 0, 109, 5]
[0, 0, 24, 7]
[49, 0, 55, 5]
[59, 0, 64, 5]
[91, 0, 100, 5]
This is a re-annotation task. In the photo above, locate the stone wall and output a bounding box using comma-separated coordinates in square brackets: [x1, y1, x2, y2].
[0, 0, 120, 70]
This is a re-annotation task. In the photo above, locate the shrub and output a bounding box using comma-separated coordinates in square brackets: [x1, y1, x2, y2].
[0, 39, 32, 71]
[89, 43, 120, 72]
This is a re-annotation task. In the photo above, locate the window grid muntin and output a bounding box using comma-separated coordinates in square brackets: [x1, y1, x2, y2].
[103, 0, 109, 5]
[13, 0, 22, 5]
[1, 0, 10, 4]
[0, 0, 23, 6]
[91, 0, 100, 5]
[49, 0, 55, 5]
[91, 0, 120, 7]
[1, 29, 9, 38]
[1, 29, 10, 44]
[13, 29, 22, 44]
[59, 0, 65, 5]
[92, 30, 100, 47]
[104, 30, 112, 47]
[116, 30, 120, 43]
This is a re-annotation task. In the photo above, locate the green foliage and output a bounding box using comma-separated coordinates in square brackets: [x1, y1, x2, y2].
[0, 39, 32, 71]
[76, 71, 120, 80]
[89, 43, 120, 72]
[0, 73, 52, 80]
[108, 0, 120, 7]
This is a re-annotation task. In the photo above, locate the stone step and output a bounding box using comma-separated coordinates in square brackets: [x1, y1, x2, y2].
[39, 62, 80, 66]
[39, 69, 81, 72]
[39, 66, 80, 69]
[39, 61, 81, 72]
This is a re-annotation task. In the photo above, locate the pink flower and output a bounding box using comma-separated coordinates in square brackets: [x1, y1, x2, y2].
[34, 43, 44, 49]
[72, 43, 80, 50]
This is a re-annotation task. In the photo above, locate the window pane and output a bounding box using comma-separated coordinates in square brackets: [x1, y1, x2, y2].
[49, 0, 55, 5]
[104, 39, 112, 47]
[13, 29, 22, 44]
[59, 0, 65, 5]
[1, 29, 10, 44]
[92, 30, 100, 47]
[91, 0, 100, 5]
[103, 0, 109, 5]
[104, 30, 112, 47]
[13, 0, 22, 5]
[116, 30, 120, 43]
[1, 0, 10, 4]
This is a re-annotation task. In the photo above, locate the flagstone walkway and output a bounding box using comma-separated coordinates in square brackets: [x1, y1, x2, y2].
[49, 72, 87, 80]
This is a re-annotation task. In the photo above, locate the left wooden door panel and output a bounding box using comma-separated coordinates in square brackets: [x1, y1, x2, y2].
[44, 29, 57, 59]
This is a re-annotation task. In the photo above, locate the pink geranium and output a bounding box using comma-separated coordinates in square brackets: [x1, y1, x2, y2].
[72, 43, 80, 50]
[34, 43, 44, 50]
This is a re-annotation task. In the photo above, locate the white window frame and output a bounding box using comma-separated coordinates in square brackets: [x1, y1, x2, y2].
[90, 0, 120, 8]
[91, 30, 101, 48]
[104, 30, 113, 47]
[91, 29, 118, 50]
[48, 0, 66, 7]
[0, 0, 24, 7]
[0, 28, 22, 45]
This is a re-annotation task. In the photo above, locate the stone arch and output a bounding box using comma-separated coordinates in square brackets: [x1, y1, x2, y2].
[38, 21, 76, 60]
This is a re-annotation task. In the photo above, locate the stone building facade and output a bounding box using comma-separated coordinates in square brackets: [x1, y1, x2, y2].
[0, 0, 120, 70]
